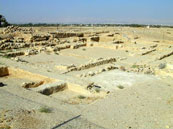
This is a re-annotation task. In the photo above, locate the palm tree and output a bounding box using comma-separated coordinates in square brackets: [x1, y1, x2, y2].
[0, 14, 9, 27]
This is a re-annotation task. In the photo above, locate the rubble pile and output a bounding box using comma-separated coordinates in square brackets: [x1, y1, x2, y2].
[71, 43, 87, 49]
[30, 34, 50, 42]
[79, 65, 118, 77]
[3, 25, 33, 34]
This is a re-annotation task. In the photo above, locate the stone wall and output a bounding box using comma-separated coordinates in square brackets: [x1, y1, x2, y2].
[32, 81, 67, 95]
[5, 51, 25, 57]
[50, 32, 84, 38]
[30, 34, 50, 42]
[3, 26, 33, 34]
[65, 57, 117, 73]
[0, 66, 9, 77]
[71, 43, 87, 49]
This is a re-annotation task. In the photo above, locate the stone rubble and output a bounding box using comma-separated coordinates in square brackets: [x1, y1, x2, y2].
[65, 57, 117, 73]
[0, 65, 9, 77]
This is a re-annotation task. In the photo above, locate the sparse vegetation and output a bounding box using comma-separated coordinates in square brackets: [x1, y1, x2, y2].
[131, 64, 139, 68]
[95, 88, 100, 93]
[39, 107, 52, 113]
[117, 85, 124, 89]
[158, 63, 166, 69]
[2, 56, 11, 59]
[0, 15, 9, 27]
[0, 62, 5, 65]
[78, 95, 86, 99]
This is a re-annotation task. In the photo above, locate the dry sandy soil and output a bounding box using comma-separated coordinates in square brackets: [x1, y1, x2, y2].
[0, 26, 173, 129]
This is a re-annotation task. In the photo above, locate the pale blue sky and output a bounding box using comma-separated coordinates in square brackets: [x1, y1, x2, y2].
[0, 0, 173, 24]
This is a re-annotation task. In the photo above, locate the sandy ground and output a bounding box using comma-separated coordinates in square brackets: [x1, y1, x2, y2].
[0, 26, 173, 129]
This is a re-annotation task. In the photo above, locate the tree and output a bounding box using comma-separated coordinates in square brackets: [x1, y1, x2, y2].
[0, 14, 9, 27]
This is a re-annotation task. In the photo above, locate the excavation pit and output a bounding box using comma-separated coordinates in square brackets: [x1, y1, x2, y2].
[0, 67, 56, 88]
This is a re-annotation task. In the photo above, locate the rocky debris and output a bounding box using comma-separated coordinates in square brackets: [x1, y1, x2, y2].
[79, 65, 118, 77]
[25, 49, 39, 56]
[105, 65, 118, 71]
[113, 41, 124, 44]
[30, 34, 50, 42]
[71, 43, 87, 49]
[79, 37, 87, 42]
[32, 81, 67, 95]
[119, 66, 126, 71]
[150, 44, 158, 48]
[141, 47, 146, 49]
[54, 51, 59, 55]
[86, 83, 102, 93]
[0, 66, 9, 77]
[107, 33, 114, 37]
[3, 25, 33, 34]
[53, 44, 71, 51]
[13, 37, 25, 43]
[22, 81, 44, 88]
[95, 30, 109, 34]
[143, 68, 155, 74]
[87, 71, 96, 77]
[158, 63, 166, 69]
[48, 38, 60, 44]
[90, 36, 100, 42]
[66, 57, 116, 73]
[141, 49, 156, 55]
[0, 42, 31, 50]
[157, 51, 173, 60]
[0, 34, 14, 40]
[33, 41, 49, 47]
[134, 36, 139, 39]
[113, 44, 124, 49]
[45, 46, 55, 53]
[56, 64, 76, 71]
[153, 41, 160, 43]
[0, 82, 5, 87]
[127, 64, 155, 75]
[4, 51, 25, 57]
[50, 32, 84, 38]
[59, 39, 69, 44]
[87, 43, 94, 47]
[13, 57, 29, 63]
[73, 39, 78, 42]
[66, 64, 76, 70]
[0, 38, 13, 44]
[86, 82, 95, 90]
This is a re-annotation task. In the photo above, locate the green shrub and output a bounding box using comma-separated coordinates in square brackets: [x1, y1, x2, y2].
[158, 63, 166, 69]
[95, 88, 100, 93]
[131, 64, 139, 68]
[39, 107, 52, 113]
[78, 95, 86, 99]
[117, 85, 124, 89]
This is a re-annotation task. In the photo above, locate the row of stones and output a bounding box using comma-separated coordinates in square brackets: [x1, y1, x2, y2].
[78, 64, 155, 78]
[1, 42, 90, 57]
[3, 25, 34, 34]
[65, 57, 117, 73]
[79, 65, 118, 77]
